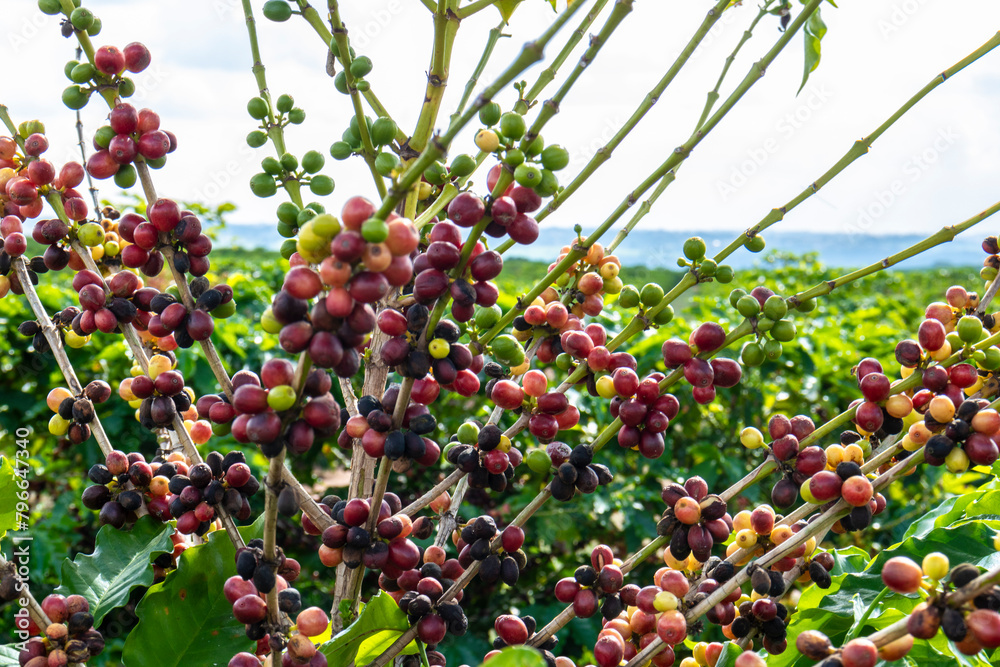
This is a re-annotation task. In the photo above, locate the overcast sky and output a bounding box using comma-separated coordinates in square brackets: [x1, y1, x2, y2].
[4, 0, 1000, 242]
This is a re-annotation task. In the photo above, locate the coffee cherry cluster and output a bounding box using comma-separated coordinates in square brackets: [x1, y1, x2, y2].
[380, 312, 483, 396]
[18, 594, 103, 666]
[45, 381, 109, 444]
[803, 460, 883, 534]
[0, 215, 45, 299]
[608, 370, 679, 460]
[410, 213, 500, 322]
[739, 413, 818, 509]
[119, 355, 194, 430]
[487, 371, 580, 441]
[393, 558, 470, 649]
[726, 285, 801, 367]
[141, 276, 235, 347]
[911, 395, 1000, 472]
[1, 125, 91, 222]
[662, 323, 743, 405]
[658, 477, 732, 564]
[490, 613, 559, 658]
[318, 492, 429, 573]
[116, 197, 214, 277]
[546, 443, 613, 502]
[339, 390, 441, 467]
[198, 364, 341, 458]
[55, 27, 152, 108]
[617, 280, 676, 328]
[86, 102, 175, 190]
[444, 421, 522, 493]
[555, 545, 629, 625]
[728, 566, 790, 655]
[449, 516, 525, 586]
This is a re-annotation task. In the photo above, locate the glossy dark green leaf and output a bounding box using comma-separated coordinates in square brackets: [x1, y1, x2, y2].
[799, 8, 827, 93]
[477, 646, 547, 667]
[55, 516, 174, 624]
[319, 591, 411, 667]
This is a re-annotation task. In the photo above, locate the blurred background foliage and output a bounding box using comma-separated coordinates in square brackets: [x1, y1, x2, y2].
[0, 223, 991, 664]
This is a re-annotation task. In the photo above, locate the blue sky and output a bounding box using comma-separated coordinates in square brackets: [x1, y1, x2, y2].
[4, 0, 1000, 241]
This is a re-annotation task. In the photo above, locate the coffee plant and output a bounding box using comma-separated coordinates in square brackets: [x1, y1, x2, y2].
[2, 1, 1000, 667]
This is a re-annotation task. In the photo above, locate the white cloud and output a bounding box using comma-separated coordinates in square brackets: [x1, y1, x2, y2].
[3, 0, 999, 242]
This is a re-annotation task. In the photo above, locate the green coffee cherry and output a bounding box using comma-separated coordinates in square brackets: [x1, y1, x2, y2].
[525, 449, 551, 474]
[118, 77, 135, 98]
[296, 208, 317, 226]
[288, 108, 306, 124]
[457, 422, 480, 445]
[957, 315, 983, 344]
[261, 157, 282, 175]
[302, 150, 325, 174]
[356, 80, 370, 92]
[699, 258, 717, 277]
[94, 125, 115, 148]
[145, 156, 166, 169]
[64, 60, 79, 80]
[513, 163, 542, 188]
[763, 339, 783, 360]
[541, 145, 570, 171]
[70, 63, 96, 84]
[306, 202, 325, 214]
[499, 112, 525, 140]
[756, 317, 775, 333]
[741, 342, 764, 366]
[38, 0, 62, 15]
[450, 154, 477, 178]
[263, 0, 293, 21]
[653, 305, 674, 325]
[946, 331, 962, 351]
[277, 222, 297, 238]
[342, 127, 361, 150]
[479, 102, 502, 127]
[371, 117, 398, 146]
[247, 97, 269, 120]
[374, 152, 399, 177]
[639, 283, 664, 307]
[715, 265, 734, 283]
[503, 149, 525, 167]
[982, 266, 998, 281]
[350, 56, 373, 78]
[276, 94, 294, 114]
[536, 169, 559, 198]
[279, 153, 298, 172]
[524, 134, 545, 156]
[683, 236, 707, 261]
[70, 7, 94, 30]
[113, 164, 137, 188]
[795, 298, 817, 313]
[492, 334, 525, 367]
[555, 353, 574, 370]
[276, 202, 300, 224]
[88, 16, 102, 36]
[330, 141, 352, 160]
[247, 131, 268, 148]
[361, 217, 388, 243]
[309, 175, 335, 196]
[475, 304, 502, 330]
[770, 320, 796, 342]
[250, 173, 278, 197]
[62, 86, 91, 110]
[77, 222, 105, 247]
[334, 72, 349, 94]
[981, 347, 1000, 370]
[763, 295, 787, 321]
[737, 295, 760, 318]
[279, 239, 298, 260]
[746, 235, 766, 253]
[728, 288, 747, 308]
[424, 161, 448, 185]
[311, 214, 340, 237]
[618, 285, 640, 309]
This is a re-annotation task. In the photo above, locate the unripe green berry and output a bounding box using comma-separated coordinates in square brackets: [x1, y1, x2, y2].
[374, 152, 399, 177]
[683, 236, 706, 261]
[618, 285, 640, 309]
[250, 173, 277, 197]
[728, 289, 747, 308]
[771, 320, 796, 342]
[763, 295, 787, 321]
[763, 339, 783, 360]
[309, 175, 335, 196]
[371, 117, 398, 147]
[330, 141, 352, 160]
[279, 239, 298, 260]
[540, 145, 570, 171]
[450, 154, 477, 178]
[113, 164, 137, 188]
[70, 7, 94, 30]
[746, 235, 766, 253]
[279, 153, 298, 172]
[361, 218, 388, 243]
[247, 131, 268, 148]
[699, 258, 717, 277]
[715, 265, 734, 283]
[639, 283, 664, 307]
[653, 305, 674, 325]
[756, 317, 775, 333]
[457, 422, 480, 445]
[957, 315, 983, 344]
[499, 112, 526, 140]
[513, 163, 541, 188]
[737, 295, 760, 318]
[263, 0, 293, 22]
[288, 108, 306, 124]
[479, 102, 502, 127]
[350, 56, 373, 78]
[247, 97, 269, 120]
[741, 342, 764, 366]
[276, 94, 295, 113]
[526, 449, 551, 474]
[302, 151, 325, 174]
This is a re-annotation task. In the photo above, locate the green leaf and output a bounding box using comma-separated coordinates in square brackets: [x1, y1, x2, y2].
[712, 642, 745, 667]
[0, 456, 22, 539]
[477, 646, 547, 667]
[354, 629, 418, 665]
[497, 0, 523, 21]
[54, 516, 174, 625]
[120, 519, 263, 666]
[319, 591, 410, 667]
[0, 643, 21, 663]
[798, 8, 827, 93]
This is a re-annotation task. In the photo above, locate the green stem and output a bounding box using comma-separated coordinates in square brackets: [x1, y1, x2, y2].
[449, 20, 508, 126]
[324, 0, 388, 198]
[518, 0, 611, 111]
[455, 0, 500, 19]
[372, 0, 584, 220]
[520, 0, 635, 149]
[410, 0, 461, 154]
[845, 586, 892, 642]
[697, 2, 775, 129]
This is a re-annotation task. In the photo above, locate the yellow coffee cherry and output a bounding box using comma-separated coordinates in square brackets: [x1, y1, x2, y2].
[843, 443, 865, 466]
[653, 591, 679, 612]
[474, 129, 500, 153]
[735, 529, 758, 549]
[740, 426, 765, 450]
[147, 354, 172, 379]
[825, 444, 845, 467]
[929, 395, 956, 423]
[922, 552, 949, 580]
[930, 340, 952, 362]
[429, 338, 450, 359]
[49, 414, 70, 436]
[945, 447, 969, 473]
[770, 525, 793, 545]
[64, 330, 90, 348]
[596, 375, 617, 399]
[510, 360, 530, 375]
[692, 643, 708, 665]
[733, 510, 752, 533]
[47, 387, 74, 412]
[497, 435, 512, 453]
